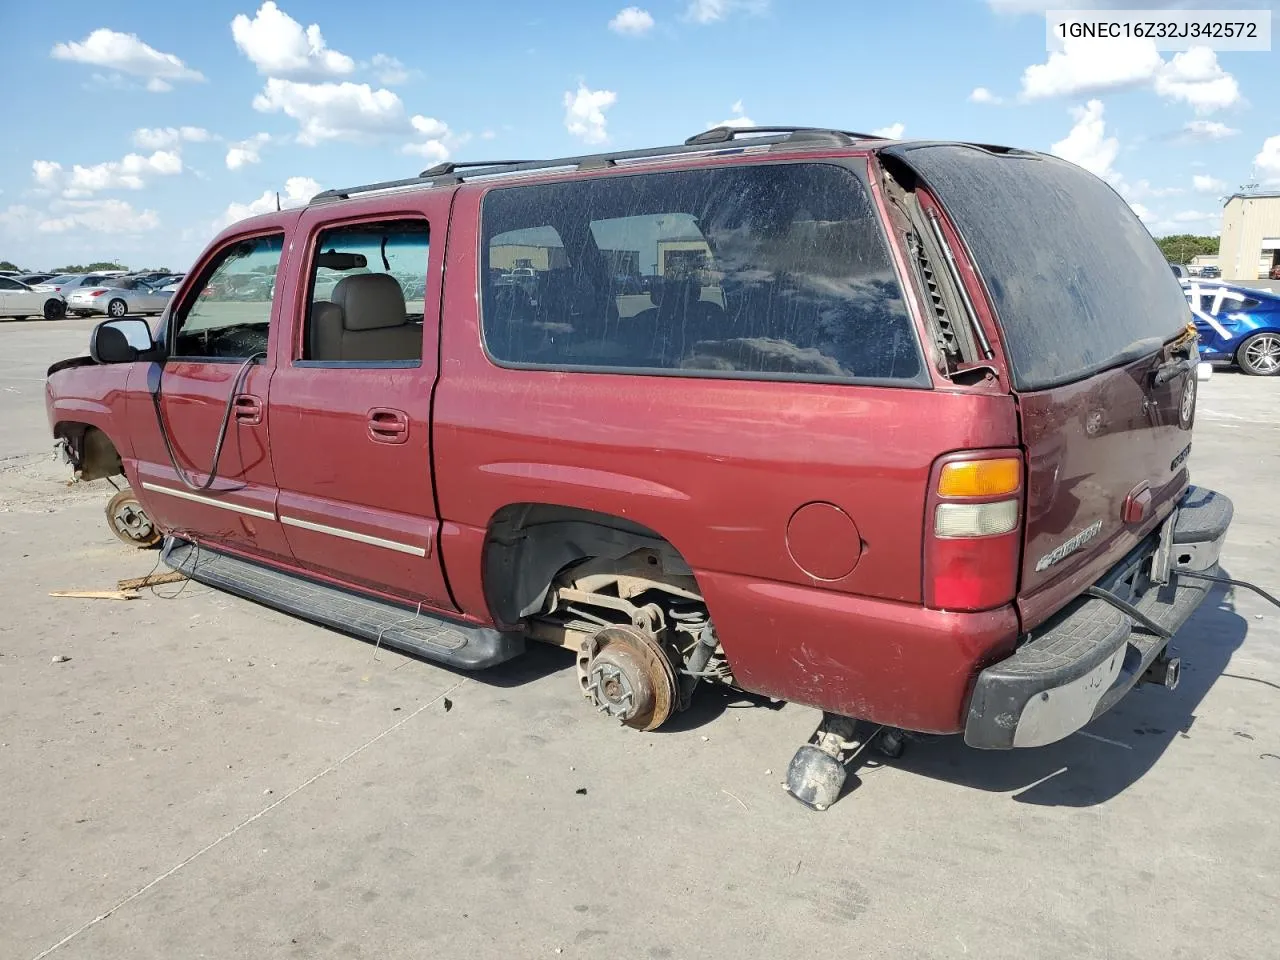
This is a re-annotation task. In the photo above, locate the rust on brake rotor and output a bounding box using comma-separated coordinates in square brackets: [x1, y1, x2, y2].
[578, 624, 679, 732]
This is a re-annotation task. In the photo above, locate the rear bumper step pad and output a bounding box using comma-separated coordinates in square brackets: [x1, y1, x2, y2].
[965, 486, 1232, 749]
[162, 537, 524, 670]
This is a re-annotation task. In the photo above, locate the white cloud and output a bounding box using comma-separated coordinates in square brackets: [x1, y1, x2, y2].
[872, 123, 905, 139]
[1193, 174, 1227, 194]
[50, 28, 204, 88]
[1171, 209, 1217, 223]
[231, 2, 355, 79]
[1256, 135, 1280, 185]
[132, 126, 212, 149]
[1021, 37, 1163, 101]
[34, 150, 183, 197]
[217, 176, 320, 231]
[226, 133, 272, 170]
[969, 87, 1002, 105]
[1126, 179, 1183, 199]
[1153, 47, 1241, 114]
[1020, 39, 1239, 113]
[371, 53, 411, 85]
[684, 0, 765, 23]
[39, 198, 161, 234]
[252, 78, 406, 145]
[708, 100, 754, 129]
[402, 116, 454, 161]
[1050, 99, 1118, 180]
[1128, 202, 1154, 222]
[610, 7, 655, 34]
[480, 129, 497, 140]
[1182, 120, 1239, 142]
[564, 83, 617, 144]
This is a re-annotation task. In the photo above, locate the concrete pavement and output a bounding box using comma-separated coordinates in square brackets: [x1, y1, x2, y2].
[2, 317, 1278, 960]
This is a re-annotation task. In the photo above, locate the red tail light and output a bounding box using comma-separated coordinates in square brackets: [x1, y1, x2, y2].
[91, 290, 108, 297]
[924, 450, 1024, 611]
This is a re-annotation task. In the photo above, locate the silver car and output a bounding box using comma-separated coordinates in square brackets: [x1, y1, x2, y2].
[65, 276, 173, 318]
[32, 274, 117, 300]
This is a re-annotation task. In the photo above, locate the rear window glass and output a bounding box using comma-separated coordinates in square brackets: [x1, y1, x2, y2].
[887, 145, 1191, 391]
[479, 163, 924, 384]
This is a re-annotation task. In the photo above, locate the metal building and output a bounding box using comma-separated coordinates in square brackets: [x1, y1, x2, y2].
[1218, 191, 1280, 284]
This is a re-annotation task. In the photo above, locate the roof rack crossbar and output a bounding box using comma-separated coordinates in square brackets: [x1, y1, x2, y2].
[310, 127, 880, 205]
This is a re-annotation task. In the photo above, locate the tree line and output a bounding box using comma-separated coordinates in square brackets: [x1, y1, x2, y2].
[1154, 235, 1219, 264]
[1, 260, 173, 273]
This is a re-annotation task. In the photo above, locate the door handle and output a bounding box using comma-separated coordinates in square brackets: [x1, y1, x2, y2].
[233, 394, 263, 425]
[368, 408, 410, 444]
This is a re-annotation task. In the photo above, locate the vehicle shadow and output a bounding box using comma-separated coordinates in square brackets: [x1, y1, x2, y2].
[881, 574, 1250, 807]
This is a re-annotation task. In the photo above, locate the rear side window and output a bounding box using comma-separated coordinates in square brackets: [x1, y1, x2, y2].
[480, 163, 924, 384]
[301, 219, 428, 363]
[886, 144, 1191, 391]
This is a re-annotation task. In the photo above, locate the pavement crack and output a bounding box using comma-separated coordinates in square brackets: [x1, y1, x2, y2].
[27, 677, 469, 960]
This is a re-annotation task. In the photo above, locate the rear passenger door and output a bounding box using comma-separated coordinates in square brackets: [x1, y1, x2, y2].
[266, 198, 456, 610]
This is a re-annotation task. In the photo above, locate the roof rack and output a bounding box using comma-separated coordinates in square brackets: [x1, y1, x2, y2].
[686, 125, 877, 146]
[418, 160, 530, 180]
[309, 127, 877, 205]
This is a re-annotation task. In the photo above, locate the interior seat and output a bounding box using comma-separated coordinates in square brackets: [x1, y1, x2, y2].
[310, 273, 422, 361]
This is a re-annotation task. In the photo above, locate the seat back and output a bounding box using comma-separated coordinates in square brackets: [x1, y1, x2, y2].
[310, 274, 422, 361]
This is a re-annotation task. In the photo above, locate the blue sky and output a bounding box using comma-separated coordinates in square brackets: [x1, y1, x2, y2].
[2, 0, 1278, 270]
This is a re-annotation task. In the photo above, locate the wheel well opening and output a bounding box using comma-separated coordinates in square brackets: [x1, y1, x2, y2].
[482, 503, 696, 627]
[56, 423, 123, 481]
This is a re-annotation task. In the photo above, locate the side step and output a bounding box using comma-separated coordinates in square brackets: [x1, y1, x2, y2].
[162, 537, 524, 669]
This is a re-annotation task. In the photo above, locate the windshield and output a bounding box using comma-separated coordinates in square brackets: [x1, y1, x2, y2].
[47, 274, 77, 285]
[884, 144, 1190, 391]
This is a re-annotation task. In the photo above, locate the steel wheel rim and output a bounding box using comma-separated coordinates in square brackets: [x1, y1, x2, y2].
[1245, 334, 1280, 373]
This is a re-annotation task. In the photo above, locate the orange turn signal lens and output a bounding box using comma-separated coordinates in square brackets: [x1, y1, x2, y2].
[937, 458, 1021, 498]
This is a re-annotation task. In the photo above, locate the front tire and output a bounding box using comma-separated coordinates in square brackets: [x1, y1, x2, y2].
[107, 298, 127, 319]
[43, 299, 65, 320]
[1237, 332, 1280, 376]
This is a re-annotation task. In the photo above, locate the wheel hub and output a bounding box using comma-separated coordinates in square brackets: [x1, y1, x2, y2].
[105, 488, 162, 548]
[577, 624, 679, 731]
[112, 503, 154, 540]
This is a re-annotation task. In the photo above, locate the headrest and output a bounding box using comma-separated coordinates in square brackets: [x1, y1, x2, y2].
[332, 274, 407, 331]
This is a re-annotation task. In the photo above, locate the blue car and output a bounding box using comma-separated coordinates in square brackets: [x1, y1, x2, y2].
[1183, 280, 1280, 376]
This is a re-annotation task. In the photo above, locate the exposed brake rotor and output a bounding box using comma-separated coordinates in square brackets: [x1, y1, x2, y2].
[577, 624, 680, 732]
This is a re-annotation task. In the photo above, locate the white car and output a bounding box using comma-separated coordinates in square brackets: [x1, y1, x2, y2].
[0, 275, 67, 320]
[66, 276, 172, 318]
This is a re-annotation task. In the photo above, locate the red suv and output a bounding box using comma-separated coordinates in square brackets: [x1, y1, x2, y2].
[46, 127, 1232, 809]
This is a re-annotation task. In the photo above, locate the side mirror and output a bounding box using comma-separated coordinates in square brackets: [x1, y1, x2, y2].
[90, 318, 155, 364]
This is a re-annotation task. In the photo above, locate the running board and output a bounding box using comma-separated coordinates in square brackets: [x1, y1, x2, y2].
[162, 537, 524, 669]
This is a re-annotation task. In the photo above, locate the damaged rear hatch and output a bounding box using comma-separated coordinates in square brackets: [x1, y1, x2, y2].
[880, 143, 1197, 628]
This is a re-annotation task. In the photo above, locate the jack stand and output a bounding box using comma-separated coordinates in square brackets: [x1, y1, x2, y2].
[785, 714, 884, 811]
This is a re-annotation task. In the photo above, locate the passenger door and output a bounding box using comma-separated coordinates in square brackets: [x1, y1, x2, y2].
[127, 230, 295, 563]
[0, 276, 37, 315]
[0, 276, 16, 314]
[266, 199, 456, 610]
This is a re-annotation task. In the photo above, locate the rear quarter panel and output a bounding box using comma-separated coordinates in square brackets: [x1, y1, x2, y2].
[432, 182, 1021, 726]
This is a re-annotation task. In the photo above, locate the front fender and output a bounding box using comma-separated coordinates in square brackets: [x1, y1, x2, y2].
[46, 359, 136, 461]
